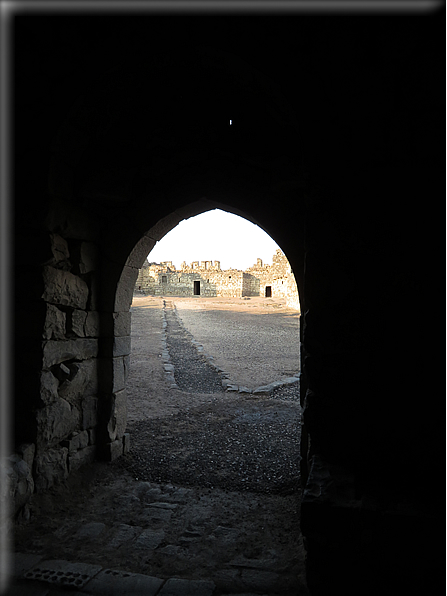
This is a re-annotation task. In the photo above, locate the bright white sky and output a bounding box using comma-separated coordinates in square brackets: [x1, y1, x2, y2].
[147, 209, 281, 271]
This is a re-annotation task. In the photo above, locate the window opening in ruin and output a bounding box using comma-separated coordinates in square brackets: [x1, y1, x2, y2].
[162, 275, 167, 283]
[265, 285, 272, 297]
[194, 280, 200, 295]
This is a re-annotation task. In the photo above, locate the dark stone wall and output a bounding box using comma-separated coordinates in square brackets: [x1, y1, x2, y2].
[11, 10, 444, 596]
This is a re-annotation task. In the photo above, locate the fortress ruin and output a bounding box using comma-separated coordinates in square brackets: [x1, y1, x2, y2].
[135, 249, 300, 311]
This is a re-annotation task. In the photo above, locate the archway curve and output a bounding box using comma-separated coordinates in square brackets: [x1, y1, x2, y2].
[97, 197, 304, 457]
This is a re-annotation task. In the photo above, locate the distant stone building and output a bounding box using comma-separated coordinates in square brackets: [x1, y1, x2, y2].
[134, 249, 300, 311]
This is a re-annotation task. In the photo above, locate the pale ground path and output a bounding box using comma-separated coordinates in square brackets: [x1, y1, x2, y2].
[172, 297, 300, 390]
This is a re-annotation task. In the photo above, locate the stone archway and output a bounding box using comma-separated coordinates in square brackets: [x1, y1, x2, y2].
[96, 198, 304, 460]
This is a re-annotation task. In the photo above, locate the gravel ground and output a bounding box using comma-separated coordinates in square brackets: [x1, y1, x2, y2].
[165, 303, 223, 393]
[125, 395, 301, 495]
[174, 298, 300, 390]
[270, 381, 300, 402]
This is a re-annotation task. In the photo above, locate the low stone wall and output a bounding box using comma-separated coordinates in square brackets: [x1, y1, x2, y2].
[7, 234, 108, 522]
[138, 270, 244, 298]
[136, 250, 300, 310]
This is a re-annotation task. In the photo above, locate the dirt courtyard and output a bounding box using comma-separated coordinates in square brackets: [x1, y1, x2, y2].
[127, 295, 300, 421]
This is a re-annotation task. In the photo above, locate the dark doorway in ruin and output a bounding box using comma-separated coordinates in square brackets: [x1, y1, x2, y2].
[265, 286, 272, 298]
[194, 280, 200, 295]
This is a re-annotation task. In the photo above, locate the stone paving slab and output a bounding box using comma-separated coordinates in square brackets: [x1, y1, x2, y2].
[6, 554, 303, 596]
[239, 569, 281, 593]
[4, 580, 53, 595]
[13, 552, 45, 578]
[106, 523, 142, 549]
[82, 568, 164, 595]
[157, 577, 215, 595]
[134, 528, 165, 549]
[23, 559, 103, 591]
[75, 522, 106, 541]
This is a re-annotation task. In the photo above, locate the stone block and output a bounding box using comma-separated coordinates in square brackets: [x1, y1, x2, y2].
[36, 398, 81, 449]
[88, 427, 96, 445]
[62, 430, 89, 452]
[52, 362, 71, 382]
[158, 578, 216, 596]
[40, 370, 59, 404]
[98, 357, 125, 393]
[13, 552, 45, 578]
[43, 304, 66, 340]
[113, 336, 131, 357]
[83, 568, 163, 595]
[115, 266, 139, 311]
[85, 311, 100, 337]
[87, 273, 100, 310]
[58, 358, 98, 403]
[42, 266, 89, 309]
[108, 523, 142, 549]
[105, 389, 127, 442]
[212, 569, 240, 593]
[49, 235, 70, 265]
[114, 390, 127, 440]
[68, 445, 96, 472]
[43, 338, 98, 368]
[17, 443, 36, 470]
[126, 235, 156, 268]
[48, 233, 70, 265]
[75, 522, 106, 540]
[4, 454, 34, 516]
[239, 569, 280, 592]
[34, 447, 69, 492]
[82, 397, 98, 430]
[134, 529, 164, 550]
[99, 336, 131, 358]
[101, 439, 123, 462]
[123, 355, 130, 382]
[71, 309, 87, 337]
[23, 559, 102, 590]
[114, 311, 132, 337]
[123, 432, 131, 454]
[101, 311, 131, 337]
[0, 459, 15, 528]
[79, 242, 98, 274]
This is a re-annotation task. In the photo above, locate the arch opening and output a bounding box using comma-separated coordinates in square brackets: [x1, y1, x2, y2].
[102, 204, 305, 587]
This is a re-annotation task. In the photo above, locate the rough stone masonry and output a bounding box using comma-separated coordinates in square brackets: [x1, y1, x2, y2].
[135, 249, 300, 311]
